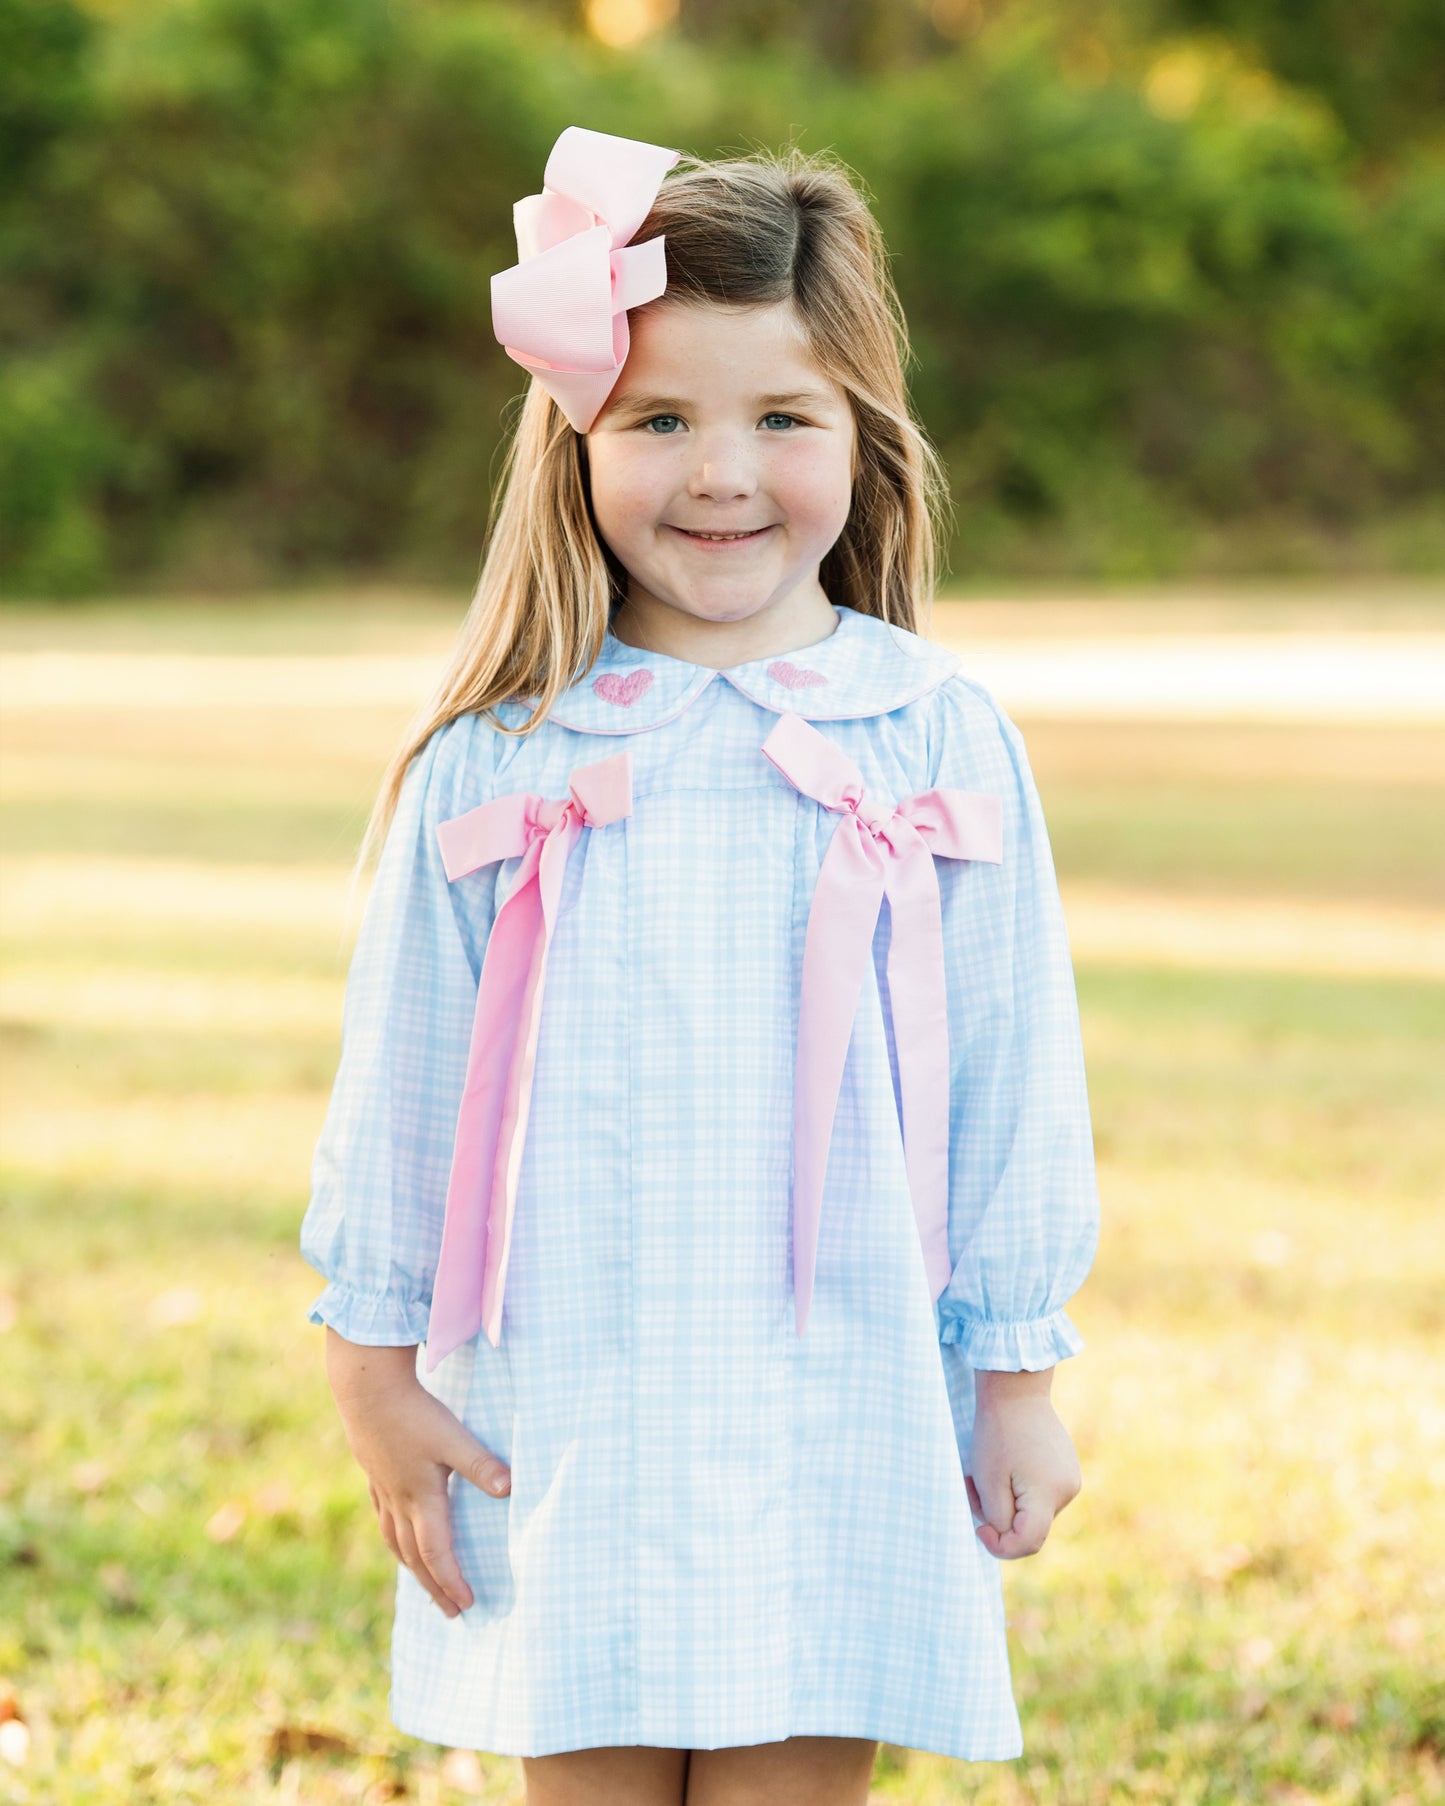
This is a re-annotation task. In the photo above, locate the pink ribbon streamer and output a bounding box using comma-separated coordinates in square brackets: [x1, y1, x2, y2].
[424, 750, 633, 1368]
[759, 711, 1004, 1335]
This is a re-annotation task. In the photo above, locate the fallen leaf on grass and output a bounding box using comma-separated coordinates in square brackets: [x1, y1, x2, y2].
[0, 1720, 29, 1768]
[1387, 1613, 1422, 1650]
[441, 1748, 486, 1793]
[1200, 1541, 1253, 1583]
[206, 1499, 247, 1542]
[1249, 1230, 1294, 1268]
[253, 1479, 294, 1517]
[266, 1724, 357, 1762]
[1004, 1607, 1049, 1657]
[70, 1459, 110, 1495]
[98, 1563, 140, 1611]
[147, 1286, 204, 1329]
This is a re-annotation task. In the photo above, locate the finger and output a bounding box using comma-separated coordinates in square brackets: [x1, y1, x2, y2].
[393, 1514, 461, 1618]
[966, 1467, 1014, 1557]
[973, 1464, 1016, 1538]
[397, 1518, 460, 1618]
[413, 1507, 475, 1613]
[990, 1498, 1056, 1561]
[440, 1417, 511, 1499]
[375, 1503, 402, 1565]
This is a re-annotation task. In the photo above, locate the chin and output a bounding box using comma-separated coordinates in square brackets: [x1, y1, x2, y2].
[688, 602, 776, 623]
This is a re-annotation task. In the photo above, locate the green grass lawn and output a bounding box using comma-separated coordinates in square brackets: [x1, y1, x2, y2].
[2, 593, 1442, 1804]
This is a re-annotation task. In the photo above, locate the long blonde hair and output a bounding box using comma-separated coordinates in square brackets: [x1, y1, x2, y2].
[344, 139, 954, 932]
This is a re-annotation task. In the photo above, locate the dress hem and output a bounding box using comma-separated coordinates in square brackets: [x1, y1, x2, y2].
[386, 1693, 1025, 1764]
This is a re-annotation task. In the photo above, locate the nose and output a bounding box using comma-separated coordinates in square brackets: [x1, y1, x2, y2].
[685, 430, 760, 503]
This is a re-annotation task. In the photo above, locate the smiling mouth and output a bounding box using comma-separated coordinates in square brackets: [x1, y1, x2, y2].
[669, 526, 775, 543]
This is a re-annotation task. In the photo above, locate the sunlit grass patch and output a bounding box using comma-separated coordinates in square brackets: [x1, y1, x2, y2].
[0, 701, 410, 771]
[1076, 965, 1445, 1195]
[0, 793, 372, 865]
[1083, 1165, 1443, 1341]
[2, 856, 359, 938]
[1, 1089, 327, 1199]
[1, 1187, 428, 1800]
[1066, 886, 1445, 975]
[1019, 720, 1445, 789]
[3, 964, 344, 1040]
[886, 1333, 1445, 1805]
[1047, 785, 1445, 906]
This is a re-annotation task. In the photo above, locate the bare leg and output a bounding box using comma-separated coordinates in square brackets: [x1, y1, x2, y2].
[685, 1735, 879, 1806]
[522, 1744, 690, 1806]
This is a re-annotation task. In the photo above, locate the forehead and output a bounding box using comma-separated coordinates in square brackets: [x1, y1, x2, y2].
[608, 300, 844, 407]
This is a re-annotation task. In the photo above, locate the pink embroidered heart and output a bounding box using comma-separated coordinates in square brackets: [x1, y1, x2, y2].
[767, 660, 828, 690]
[593, 669, 654, 708]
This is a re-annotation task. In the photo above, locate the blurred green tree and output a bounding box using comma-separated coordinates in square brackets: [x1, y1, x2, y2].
[2, 0, 1441, 595]
[1156, 0, 1445, 158]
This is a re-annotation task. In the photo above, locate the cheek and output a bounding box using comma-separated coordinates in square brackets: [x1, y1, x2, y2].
[772, 444, 854, 535]
[587, 451, 664, 540]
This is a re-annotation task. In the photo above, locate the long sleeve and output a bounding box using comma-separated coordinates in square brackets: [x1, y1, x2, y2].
[926, 673, 1100, 1371]
[299, 712, 497, 1345]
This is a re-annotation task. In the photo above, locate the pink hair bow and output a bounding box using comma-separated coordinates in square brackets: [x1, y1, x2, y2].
[759, 711, 1004, 1335]
[424, 750, 633, 1368]
[490, 125, 681, 432]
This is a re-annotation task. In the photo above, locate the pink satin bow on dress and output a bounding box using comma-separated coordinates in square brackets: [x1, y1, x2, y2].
[760, 711, 1004, 1335]
[490, 125, 681, 432]
[424, 750, 633, 1369]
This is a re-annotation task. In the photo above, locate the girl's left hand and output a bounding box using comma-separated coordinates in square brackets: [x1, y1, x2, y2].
[965, 1367, 1082, 1560]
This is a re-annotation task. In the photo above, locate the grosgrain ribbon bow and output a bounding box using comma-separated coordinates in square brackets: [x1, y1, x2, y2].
[759, 711, 1004, 1335]
[424, 751, 633, 1368]
[491, 125, 681, 433]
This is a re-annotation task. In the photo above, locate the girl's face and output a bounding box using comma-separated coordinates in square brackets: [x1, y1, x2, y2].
[584, 300, 857, 657]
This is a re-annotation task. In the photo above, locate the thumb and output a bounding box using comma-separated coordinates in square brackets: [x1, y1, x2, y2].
[440, 1415, 511, 1498]
[990, 1488, 1054, 1559]
[969, 1461, 1016, 1539]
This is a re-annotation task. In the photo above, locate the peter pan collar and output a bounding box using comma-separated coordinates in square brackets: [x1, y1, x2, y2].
[527, 604, 958, 734]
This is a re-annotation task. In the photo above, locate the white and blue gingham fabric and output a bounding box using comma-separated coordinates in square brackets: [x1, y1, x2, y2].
[300, 603, 1100, 1760]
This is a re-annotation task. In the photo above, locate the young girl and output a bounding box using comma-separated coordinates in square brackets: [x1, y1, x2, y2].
[301, 125, 1100, 1806]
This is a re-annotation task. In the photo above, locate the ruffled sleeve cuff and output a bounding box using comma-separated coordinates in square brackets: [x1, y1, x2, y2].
[306, 1282, 433, 1346]
[937, 1307, 1085, 1371]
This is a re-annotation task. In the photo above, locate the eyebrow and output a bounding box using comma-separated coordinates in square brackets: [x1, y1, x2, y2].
[610, 388, 838, 414]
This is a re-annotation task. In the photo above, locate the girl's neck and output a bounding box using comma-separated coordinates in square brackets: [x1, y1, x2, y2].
[608, 589, 840, 671]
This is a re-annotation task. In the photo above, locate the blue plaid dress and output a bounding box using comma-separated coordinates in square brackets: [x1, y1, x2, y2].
[300, 603, 1099, 1760]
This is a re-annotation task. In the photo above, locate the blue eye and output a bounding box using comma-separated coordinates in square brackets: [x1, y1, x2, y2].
[638, 413, 804, 434]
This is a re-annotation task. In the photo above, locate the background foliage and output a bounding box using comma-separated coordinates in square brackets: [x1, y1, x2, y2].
[2, 0, 1443, 595]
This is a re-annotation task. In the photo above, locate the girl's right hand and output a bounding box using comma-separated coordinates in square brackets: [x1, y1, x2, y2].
[323, 1329, 511, 1618]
